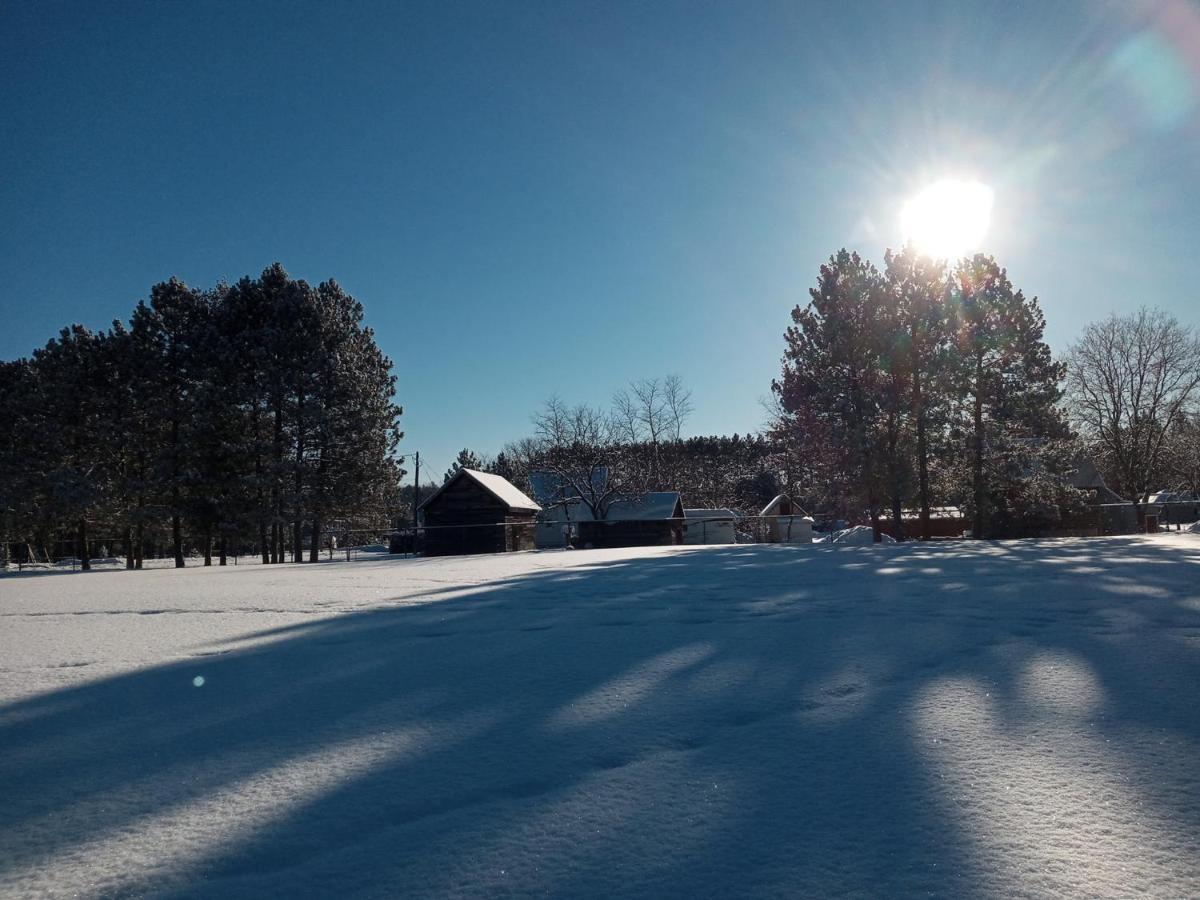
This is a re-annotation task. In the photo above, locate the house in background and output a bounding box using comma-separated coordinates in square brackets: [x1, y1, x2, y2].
[416, 468, 540, 556]
[683, 508, 737, 544]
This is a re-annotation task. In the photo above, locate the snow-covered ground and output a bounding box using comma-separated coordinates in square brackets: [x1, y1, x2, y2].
[2, 535, 1199, 898]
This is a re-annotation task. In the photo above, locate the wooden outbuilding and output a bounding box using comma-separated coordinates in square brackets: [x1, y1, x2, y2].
[417, 468, 541, 556]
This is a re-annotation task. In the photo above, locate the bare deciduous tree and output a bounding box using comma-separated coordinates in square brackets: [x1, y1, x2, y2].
[530, 396, 621, 518]
[611, 375, 693, 488]
[1066, 308, 1200, 505]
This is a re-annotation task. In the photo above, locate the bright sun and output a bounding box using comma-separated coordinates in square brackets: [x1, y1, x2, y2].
[900, 178, 994, 261]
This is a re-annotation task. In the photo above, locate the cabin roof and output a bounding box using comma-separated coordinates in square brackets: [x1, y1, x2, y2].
[760, 494, 809, 517]
[418, 468, 541, 513]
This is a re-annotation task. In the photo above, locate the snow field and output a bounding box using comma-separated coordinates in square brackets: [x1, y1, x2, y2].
[2, 535, 1199, 898]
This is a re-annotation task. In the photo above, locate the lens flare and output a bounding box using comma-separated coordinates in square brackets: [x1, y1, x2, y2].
[900, 178, 994, 261]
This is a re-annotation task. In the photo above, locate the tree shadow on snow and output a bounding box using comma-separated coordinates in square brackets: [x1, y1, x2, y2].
[2, 537, 1199, 897]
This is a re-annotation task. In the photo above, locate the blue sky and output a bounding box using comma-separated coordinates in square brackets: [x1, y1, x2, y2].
[3, 0, 1199, 476]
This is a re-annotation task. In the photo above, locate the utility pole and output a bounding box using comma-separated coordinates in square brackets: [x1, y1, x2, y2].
[412, 451, 421, 528]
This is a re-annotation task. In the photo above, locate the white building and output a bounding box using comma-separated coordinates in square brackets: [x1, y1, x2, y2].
[683, 509, 737, 544]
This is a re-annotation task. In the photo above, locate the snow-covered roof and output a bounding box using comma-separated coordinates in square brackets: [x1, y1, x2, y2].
[760, 494, 807, 517]
[606, 492, 683, 521]
[684, 508, 736, 519]
[418, 468, 541, 513]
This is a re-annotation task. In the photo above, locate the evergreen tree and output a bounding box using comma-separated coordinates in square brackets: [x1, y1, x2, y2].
[444, 449, 484, 483]
[129, 279, 212, 566]
[27, 326, 108, 568]
[774, 249, 889, 538]
[883, 246, 952, 539]
[947, 255, 1065, 538]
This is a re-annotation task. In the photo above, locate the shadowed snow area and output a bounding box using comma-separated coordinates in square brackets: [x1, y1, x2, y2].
[2, 535, 1200, 898]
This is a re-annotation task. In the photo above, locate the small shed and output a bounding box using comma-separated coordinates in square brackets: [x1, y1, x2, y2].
[578, 492, 685, 549]
[760, 494, 813, 543]
[683, 509, 737, 545]
[417, 468, 541, 556]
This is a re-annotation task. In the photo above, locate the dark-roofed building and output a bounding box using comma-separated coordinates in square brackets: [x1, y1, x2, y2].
[417, 468, 541, 556]
[577, 492, 685, 549]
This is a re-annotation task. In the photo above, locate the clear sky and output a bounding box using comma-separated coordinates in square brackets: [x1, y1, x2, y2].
[3, 0, 1199, 476]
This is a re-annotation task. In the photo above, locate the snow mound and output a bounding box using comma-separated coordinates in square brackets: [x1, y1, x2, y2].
[830, 525, 896, 544]
[1186, 521, 1200, 534]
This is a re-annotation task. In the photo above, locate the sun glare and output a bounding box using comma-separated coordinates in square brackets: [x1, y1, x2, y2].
[900, 178, 994, 261]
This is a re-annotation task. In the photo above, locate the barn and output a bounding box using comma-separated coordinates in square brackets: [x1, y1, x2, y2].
[760, 494, 814, 543]
[417, 468, 541, 556]
[577, 492, 685, 549]
[683, 508, 737, 544]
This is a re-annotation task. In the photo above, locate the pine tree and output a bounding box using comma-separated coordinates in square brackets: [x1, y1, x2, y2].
[444, 449, 483, 483]
[948, 255, 1065, 538]
[883, 246, 952, 540]
[130, 279, 212, 566]
[774, 249, 889, 537]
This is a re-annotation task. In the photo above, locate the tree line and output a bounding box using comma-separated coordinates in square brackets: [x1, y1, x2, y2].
[465, 248, 1198, 540]
[772, 247, 1199, 538]
[0, 264, 403, 569]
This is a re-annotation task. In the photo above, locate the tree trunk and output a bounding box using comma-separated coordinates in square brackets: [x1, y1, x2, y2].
[887, 411, 904, 541]
[125, 526, 135, 569]
[913, 368, 931, 540]
[972, 356, 986, 540]
[135, 521, 144, 569]
[308, 514, 321, 563]
[294, 387, 305, 562]
[219, 536, 228, 566]
[203, 527, 212, 566]
[260, 522, 269, 565]
[172, 513, 185, 567]
[78, 518, 90, 571]
[273, 395, 283, 564]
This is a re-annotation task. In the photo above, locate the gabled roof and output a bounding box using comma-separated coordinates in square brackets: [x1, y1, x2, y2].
[418, 468, 541, 513]
[1069, 459, 1125, 504]
[760, 494, 808, 517]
